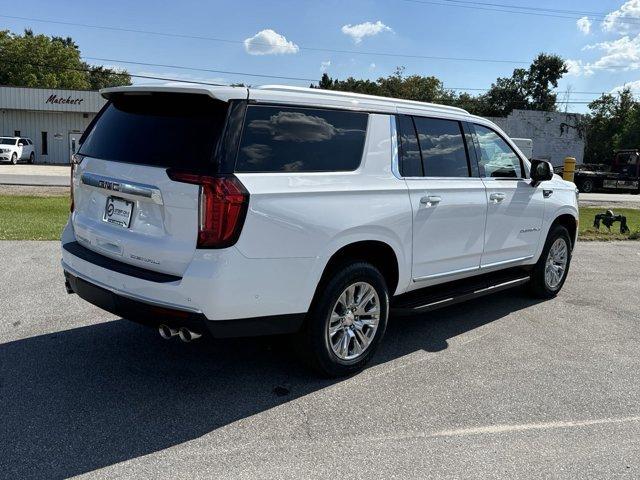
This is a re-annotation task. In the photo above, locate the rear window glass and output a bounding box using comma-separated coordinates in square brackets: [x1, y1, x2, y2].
[79, 93, 228, 169]
[235, 106, 368, 173]
[413, 117, 469, 177]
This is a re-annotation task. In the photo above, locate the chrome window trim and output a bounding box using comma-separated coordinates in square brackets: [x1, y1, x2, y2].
[390, 115, 402, 179]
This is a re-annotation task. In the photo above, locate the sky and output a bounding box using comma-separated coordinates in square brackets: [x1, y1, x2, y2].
[3, 0, 640, 113]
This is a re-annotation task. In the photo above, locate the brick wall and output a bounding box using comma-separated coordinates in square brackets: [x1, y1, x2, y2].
[486, 110, 585, 166]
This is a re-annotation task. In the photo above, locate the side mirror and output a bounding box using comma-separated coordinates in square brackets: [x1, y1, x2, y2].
[530, 159, 553, 186]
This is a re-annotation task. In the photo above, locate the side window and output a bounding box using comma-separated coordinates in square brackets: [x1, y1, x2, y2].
[473, 124, 522, 178]
[396, 115, 422, 177]
[413, 117, 469, 177]
[235, 106, 368, 173]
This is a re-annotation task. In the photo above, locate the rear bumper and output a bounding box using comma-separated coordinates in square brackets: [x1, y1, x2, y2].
[64, 270, 305, 338]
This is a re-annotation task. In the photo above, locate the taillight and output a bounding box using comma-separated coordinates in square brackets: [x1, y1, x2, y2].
[70, 154, 84, 212]
[167, 170, 249, 248]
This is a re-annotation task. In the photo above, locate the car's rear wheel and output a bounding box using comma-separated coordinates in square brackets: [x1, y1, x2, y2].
[528, 225, 572, 298]
[10, 153, 17, 165]
[29, 152, 34, 164]
[298, 261, 389, 377]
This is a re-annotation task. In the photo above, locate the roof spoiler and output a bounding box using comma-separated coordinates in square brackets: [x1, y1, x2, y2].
[100, 84, 249, 102]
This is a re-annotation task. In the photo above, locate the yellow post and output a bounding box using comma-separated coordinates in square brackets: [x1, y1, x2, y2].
[563, 157, 576, 182]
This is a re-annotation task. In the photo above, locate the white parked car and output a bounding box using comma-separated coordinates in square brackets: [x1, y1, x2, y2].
[61, 84, 579, 376]
[0, 137, 35, 164]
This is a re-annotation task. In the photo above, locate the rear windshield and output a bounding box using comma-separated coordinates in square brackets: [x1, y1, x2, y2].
[79, 93, 229, 169]
[0, 138, 16, 145]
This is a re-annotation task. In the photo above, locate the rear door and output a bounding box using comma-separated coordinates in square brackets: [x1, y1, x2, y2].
[71, 92, 231, 277]
[399, 115, 487, 282]
[471, 123, 545, 268]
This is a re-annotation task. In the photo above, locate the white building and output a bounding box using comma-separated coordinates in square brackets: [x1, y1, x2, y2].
[0, 86, 106, 164]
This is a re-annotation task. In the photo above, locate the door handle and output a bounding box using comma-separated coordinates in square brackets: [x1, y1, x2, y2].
[420, 195, 442, 206]
[489, 192, 506, 203]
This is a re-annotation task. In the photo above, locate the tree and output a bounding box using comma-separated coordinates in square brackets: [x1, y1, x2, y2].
[526, 53, 568, 111]
[476, 53, 568, 116]
[84, 64, 131, 90]
[313, 53, 568, 117]
[583, 88, 640, 163]
[0, 29, 131, 89]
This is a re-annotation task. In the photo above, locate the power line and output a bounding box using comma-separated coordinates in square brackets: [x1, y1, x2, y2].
[0, 14, 531, 65]
[0, 52, 626, 101]
[3, 13, 639, 72]
[0, 56, 601, 105]
[401, 0, 636, 25]
[434, 0, 607, 17]
[83, 57, 316, 82]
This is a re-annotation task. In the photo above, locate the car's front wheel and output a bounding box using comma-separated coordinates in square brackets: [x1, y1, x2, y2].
[29, 152, 34, 164]
[528, 225, 572, 298]
[10, 153, 17, 165]
[299, 261, 389, 377]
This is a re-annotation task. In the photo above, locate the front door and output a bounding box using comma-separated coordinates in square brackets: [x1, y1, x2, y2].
[471, 124, 545, 268]
[397, 115, 487, 283]
[69, 132, 82, 163]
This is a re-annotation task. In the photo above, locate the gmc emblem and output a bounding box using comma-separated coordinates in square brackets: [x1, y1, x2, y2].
[98, 180, 121, 191]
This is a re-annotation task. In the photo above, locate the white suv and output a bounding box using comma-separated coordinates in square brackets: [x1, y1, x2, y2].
[0, 137, 35, 164]
[61, 84, 578, 376]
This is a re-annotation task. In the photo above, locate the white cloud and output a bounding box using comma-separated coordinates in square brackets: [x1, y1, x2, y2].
[369, 62, 376, 71]
[583, 35, 640, 71]
[341, 21, 393, 44]
[577, 16, 592, 35]
[611, 79, 640, 93]
[243, 29, 299, 55]
[320, 60, 331, 73]
[565, 59, 584, 76]
[603, 0, 640, 35]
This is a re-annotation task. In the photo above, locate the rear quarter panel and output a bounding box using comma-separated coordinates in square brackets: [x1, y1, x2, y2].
[234, 114, 413, 297]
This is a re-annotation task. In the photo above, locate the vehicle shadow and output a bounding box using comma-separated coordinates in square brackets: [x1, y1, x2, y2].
[0, 289, 543, 479]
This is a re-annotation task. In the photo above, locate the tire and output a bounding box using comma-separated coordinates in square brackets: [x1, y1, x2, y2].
[580, 178, 594, 193]
[29, 152, 34, 164]
[297, 261, 389, 377]
[528, 225, 572, 299]
[10, 153, 17, 165]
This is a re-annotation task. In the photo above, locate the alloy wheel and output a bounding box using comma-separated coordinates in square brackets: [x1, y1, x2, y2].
[327, 282, 380, 361]
[545, 238, 568, 290]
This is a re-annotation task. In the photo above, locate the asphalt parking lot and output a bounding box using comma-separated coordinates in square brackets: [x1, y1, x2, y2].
[1, 241, 639, 479]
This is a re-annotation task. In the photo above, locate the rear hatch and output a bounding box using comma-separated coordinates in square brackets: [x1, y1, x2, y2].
[71, 91, 232, 277]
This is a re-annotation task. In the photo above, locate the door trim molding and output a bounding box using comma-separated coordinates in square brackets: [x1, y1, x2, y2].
[412, 255, 534, 283]
[480, 255, 534, 270]
[412, 265, 479, 283]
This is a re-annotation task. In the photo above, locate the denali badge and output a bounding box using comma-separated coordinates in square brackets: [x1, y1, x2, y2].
[520, 227, 541, 234]
[130, 254, 160, 265]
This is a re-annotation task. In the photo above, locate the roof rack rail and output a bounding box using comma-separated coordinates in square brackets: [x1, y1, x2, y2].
[256, 85, 469, 114]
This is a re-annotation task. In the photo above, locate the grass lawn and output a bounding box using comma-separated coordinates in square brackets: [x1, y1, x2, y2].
[0, 195, 69, 240]
[579, 207, 640, 241]
[1, 195, 639, 242]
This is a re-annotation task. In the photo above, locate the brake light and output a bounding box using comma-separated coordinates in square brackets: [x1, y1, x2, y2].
[167, 170, 249, 248]
[70, 154, 84, 212]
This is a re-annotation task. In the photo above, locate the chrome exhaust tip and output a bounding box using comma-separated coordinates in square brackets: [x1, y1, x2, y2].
[158, 324, 178, 340]
[178, 327, 202, 343]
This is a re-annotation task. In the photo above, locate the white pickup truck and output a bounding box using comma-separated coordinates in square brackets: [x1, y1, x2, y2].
[61, 84, 579, 376]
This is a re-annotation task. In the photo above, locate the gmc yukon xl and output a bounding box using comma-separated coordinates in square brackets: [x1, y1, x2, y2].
[61, 84, 579, 376]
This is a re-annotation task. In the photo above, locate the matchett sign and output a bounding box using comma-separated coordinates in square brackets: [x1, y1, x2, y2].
[46, 94, 84, 105]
